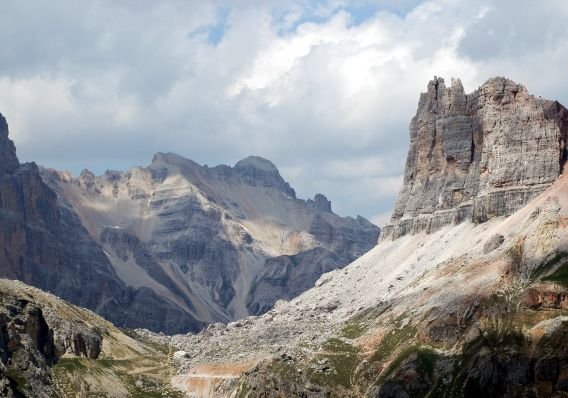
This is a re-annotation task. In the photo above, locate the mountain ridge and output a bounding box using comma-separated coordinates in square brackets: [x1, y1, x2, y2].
[40, 146, 379, 329]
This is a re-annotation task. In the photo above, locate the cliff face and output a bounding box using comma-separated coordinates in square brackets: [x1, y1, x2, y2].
[383, 77, 568, 239]
[0, 114, 19, 176]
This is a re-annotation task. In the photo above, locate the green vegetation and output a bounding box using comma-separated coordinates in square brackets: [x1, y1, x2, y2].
[541, 252, 568, 286]
[234, 380, 252, 398]
[266, 360, 299, 381]
[369, 321, 417, 363]
[415, 348, 440, 377]
[53, 355, 184, 398]
[5, 367, 28, 395]
[372, 345, 441, 391]
[307, 338, 360, 388]
[340, 322, 368, 339]
[533, 252, 568, 281]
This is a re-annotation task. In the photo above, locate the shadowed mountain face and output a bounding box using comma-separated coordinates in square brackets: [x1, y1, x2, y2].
[0, 114, 205, 334]
[41, 152, 379, 326]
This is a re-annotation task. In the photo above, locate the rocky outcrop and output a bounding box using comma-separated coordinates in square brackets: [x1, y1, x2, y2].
[0, 280, 104, 397]
[383, 77, 568, 239]
[307, 194, 333, 213]
[0, 278, 184, 397]
[523, 282, 568, 310]
[234, 155, 296, 197]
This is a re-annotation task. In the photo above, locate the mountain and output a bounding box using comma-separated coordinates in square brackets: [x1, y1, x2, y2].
[0, 111, 378, 334]
[41, 153, 378, 327]
[151, 77, 568, 397]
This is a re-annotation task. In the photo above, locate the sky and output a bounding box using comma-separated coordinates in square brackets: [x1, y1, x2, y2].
[1, 0, 568, 226]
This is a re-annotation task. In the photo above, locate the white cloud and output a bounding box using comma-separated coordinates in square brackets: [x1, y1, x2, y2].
[0, 0, 567, 222]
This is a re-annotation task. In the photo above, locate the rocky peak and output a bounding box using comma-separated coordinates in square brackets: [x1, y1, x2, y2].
[78, 169, 97, 192]
[307, 193, 332, 213]
[234, 156, 279, 173]
[383, 76, 568, 239]
[151, 152, 202, 169]
[234, 156, 296, 198]
[0, 113, 20, 176]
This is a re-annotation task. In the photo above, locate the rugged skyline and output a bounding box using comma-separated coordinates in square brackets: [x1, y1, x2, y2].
[1, 0, 568, 224]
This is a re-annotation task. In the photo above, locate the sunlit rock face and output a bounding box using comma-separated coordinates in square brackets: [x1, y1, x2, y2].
[384, 77, 568, 239]
[42, 152, 379, 329]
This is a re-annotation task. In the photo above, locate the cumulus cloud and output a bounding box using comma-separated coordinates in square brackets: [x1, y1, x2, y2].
[0, 0, 567, 222]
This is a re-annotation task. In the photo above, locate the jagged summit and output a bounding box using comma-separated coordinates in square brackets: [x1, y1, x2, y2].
[383, 76, 568, 239]
[0, 112, 20, 175]
[151, 151, 202, 170]
[234, 155, 279, 172]
[233, 155, 295, 197]
[307, 193, 332, 213]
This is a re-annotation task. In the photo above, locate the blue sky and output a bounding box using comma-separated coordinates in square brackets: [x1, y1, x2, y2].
[1, 0, 567, 226]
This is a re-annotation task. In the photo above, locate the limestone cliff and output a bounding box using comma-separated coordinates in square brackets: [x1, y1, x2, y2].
[383, 77, 568, 239]
[0, 114, 19, 176]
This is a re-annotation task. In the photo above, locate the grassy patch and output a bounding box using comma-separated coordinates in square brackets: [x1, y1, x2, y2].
[307, 338, 360, 388]
[53, 355, 184, 398]
[415, 348, 440, 377]
[531, 252, 566, 280]
[53, 357, 89, 372]
[5, 367, 28, 394]
[266, 360, 299, 381]
[234, 380, 252, 398]
[369, 322, 417, 364]
[340, 322, 368, 339]
[375, 346, 441, 388]
[541, 253, 568, 287]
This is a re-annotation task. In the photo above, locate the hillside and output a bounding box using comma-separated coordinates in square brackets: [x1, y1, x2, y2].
[0, 278, 182, 397]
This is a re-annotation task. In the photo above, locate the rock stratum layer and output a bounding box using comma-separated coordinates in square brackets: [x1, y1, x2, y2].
[383, 77, 568, 239]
